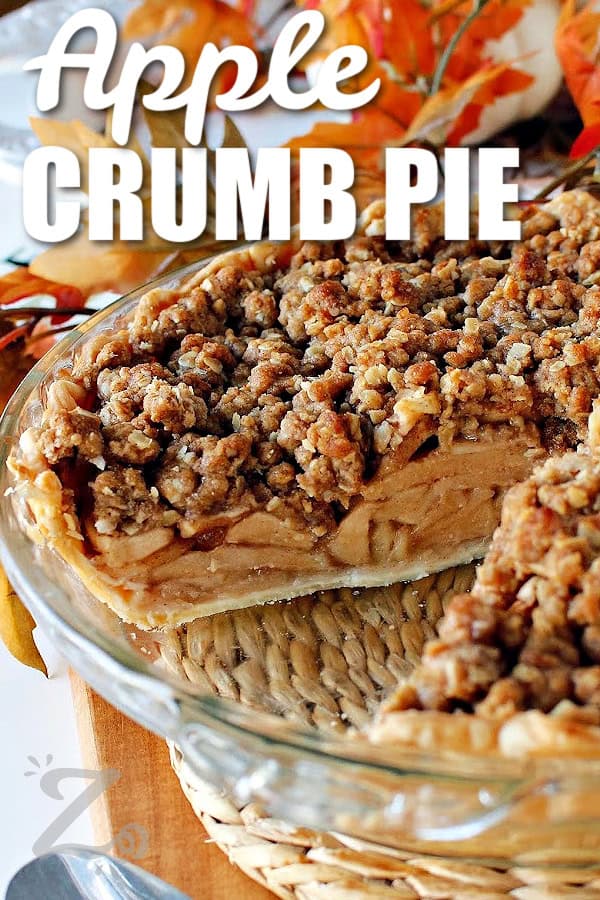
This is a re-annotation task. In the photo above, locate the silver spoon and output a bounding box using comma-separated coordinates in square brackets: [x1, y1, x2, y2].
[6, 847, 191, 900]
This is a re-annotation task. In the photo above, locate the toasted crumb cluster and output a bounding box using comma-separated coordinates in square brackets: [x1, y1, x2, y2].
[386, 425, 600, 723]
[37, 191, 600, 539]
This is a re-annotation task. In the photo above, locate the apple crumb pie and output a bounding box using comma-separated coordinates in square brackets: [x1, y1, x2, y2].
[8, 189, 600, 628]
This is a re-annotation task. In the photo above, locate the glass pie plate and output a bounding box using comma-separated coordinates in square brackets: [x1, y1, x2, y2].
[2, 260, 600, 870]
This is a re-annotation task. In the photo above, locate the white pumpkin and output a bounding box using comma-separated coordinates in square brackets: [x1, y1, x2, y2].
[465, 0, 563, 143]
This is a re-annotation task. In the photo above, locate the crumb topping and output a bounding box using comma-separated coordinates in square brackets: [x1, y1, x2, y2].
[36, 191, 600, 539]
[386, 416, 600, 723]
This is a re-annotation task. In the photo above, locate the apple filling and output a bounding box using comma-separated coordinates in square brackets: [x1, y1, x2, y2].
[78, 425, 542, 623]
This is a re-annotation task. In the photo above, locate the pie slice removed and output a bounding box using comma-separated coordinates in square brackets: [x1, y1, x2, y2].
[8, 190, 600, 628]
[371, 402, 600, 757]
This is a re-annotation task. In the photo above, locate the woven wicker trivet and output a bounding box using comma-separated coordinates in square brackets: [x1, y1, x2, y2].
[158, 566, 474, 730]
[162, 566, 600, 898]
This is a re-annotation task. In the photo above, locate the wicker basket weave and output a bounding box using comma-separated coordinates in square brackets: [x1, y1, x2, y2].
[163, 566, 600, 898]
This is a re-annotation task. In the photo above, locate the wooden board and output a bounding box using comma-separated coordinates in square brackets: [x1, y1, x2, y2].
[70, 673, 272, 900]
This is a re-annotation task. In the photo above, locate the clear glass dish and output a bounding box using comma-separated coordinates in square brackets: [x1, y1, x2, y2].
[2, 259, 600, 868]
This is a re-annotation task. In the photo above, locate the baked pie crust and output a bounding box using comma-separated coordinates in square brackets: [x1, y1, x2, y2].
[8, 190, 600, 629]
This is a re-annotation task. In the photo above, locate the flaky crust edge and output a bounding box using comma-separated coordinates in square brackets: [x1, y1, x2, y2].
[369, 707, 600, 759]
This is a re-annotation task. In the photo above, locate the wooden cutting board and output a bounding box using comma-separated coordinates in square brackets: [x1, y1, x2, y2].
[70, 673, 272, 900]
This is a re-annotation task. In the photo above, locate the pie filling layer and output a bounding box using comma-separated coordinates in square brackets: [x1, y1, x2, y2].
[9, 189, 600, 629]
[80, 429, 541, 623]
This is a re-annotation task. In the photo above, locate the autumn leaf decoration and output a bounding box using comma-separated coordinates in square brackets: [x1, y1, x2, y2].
[555, 0, 600, 159]
[289, 0, 534, 171]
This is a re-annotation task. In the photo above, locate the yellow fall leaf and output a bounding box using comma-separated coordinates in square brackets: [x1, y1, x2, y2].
[0, 565, 47, 676]
[30, 234, 176, 295]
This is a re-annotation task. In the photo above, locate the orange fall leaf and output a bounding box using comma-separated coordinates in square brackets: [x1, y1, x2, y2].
[555, 0, 600, 157]
[124, 0, 256, 76]
[0, 269, 84, 308]
[447, 65, 534, 144]
[287, 106, 411, 171]
[295, 0, 535, 156]
[30, 239, 175, 298]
